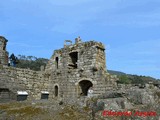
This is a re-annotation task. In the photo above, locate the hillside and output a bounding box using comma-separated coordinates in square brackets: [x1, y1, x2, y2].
[108, 70, 126, 75]
[108, 70, 159, 84]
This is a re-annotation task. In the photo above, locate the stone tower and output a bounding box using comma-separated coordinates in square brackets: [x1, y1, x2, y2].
[0, 36, 8, 65]
[45, 37, 113, 101]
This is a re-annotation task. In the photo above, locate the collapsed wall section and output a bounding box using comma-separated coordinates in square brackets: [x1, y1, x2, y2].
[46, 40, 106, 72]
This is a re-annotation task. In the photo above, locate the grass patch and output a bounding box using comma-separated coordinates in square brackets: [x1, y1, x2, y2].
[0, 102, 45, 118]
[7, 106, 43, 116]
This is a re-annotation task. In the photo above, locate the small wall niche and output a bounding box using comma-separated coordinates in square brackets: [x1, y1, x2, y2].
[55, 85, 58, 97]
[41, 91, 49, 99]
[17, 91, 28, 101]
[55, 57, 59, 69]
[0, 88, 11, 102]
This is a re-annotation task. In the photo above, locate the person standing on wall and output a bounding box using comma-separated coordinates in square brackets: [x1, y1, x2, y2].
[9, 53, 16, 67]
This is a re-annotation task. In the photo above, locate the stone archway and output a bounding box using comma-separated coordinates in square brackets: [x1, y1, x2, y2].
[78, 80, 93, 96]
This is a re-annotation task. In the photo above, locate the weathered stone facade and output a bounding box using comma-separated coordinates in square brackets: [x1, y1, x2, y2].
[0, 36, 118, 102]
[0, 65, 50, 102]
[45, 38, 117, 101]
[0, 36, 8, 65]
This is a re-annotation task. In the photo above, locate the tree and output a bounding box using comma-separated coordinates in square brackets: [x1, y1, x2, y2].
[118, 75, 131, 84]
[16, 55, 49, 71]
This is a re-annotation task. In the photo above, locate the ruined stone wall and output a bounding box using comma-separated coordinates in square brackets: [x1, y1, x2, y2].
[0, 37, 118, 102]
[0, 65, 49, 102]
[0, 36, 8, 65]
[0, 51, 8, 65]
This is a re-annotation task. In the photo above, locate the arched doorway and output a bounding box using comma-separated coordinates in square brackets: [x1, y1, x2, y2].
[55, 85, 58, 97]
[79, 80, 93, 96]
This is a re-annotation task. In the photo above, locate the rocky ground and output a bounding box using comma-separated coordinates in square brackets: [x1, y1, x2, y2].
[0, 100, 94, 120]
[0, 87, 160, 120]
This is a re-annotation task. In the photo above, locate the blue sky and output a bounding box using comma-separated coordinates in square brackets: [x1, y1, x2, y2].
[0, 0, 160, 79]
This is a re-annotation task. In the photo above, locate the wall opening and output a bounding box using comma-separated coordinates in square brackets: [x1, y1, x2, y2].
[69, 52, 78, 69]
[3, 46, 5, 50]
[17, 91, 28, 101]
[79, 80, 93, 96]
[0, 88, 11, 102]
[0, 88, 16, 103]
[55, 85, 58, 97]
[55, 57, 59, 69]
[64, 40, 72, 47]
[41, 91, 49, 99]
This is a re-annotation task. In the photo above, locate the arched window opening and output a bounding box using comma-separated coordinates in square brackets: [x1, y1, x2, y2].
[41, 91, 49, 100]
[55, 85, 58, 97]
[55, 57, 59, 69]
[79, 80, 93, 96]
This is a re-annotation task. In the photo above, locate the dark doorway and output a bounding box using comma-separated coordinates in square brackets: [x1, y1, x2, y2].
[69, 52, 78, 68]
[0, 88, 16, 103]
[79, 80, 93, 96]
[55, 86, 58, 97]
[0, 88, 10, 102]
[55, 57, 59, 69]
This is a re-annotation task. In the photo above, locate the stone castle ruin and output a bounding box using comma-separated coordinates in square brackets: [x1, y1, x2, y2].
[0, 36, 118, 102]
[1, 36, 160, 120]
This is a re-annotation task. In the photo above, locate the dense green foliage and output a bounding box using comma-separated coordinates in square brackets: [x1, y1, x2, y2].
[108, 70, 159, 84]
[16, 55, 49, 71]
[118, 75, 131, 84]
